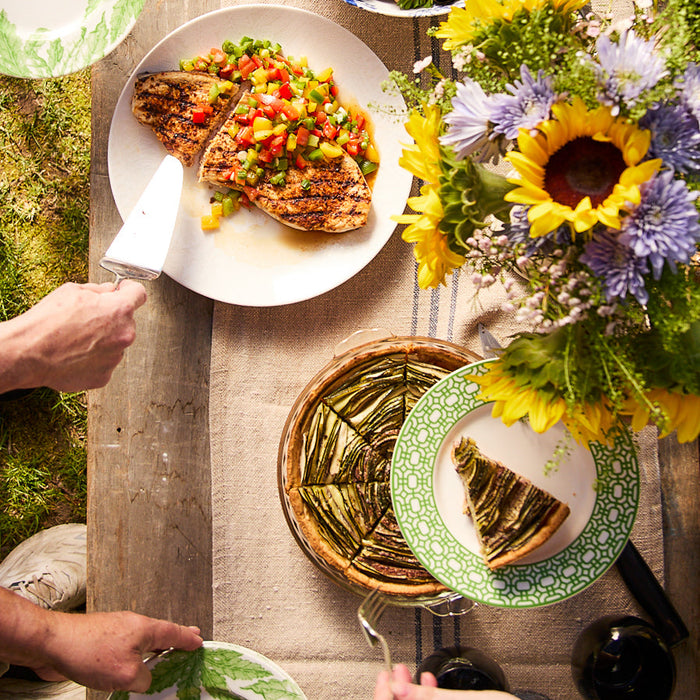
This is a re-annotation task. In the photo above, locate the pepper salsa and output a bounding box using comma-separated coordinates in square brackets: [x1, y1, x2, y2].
[180, 37, 379, 230]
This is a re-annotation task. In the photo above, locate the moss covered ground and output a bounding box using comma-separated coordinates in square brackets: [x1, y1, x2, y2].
[0, 70, 91, 559]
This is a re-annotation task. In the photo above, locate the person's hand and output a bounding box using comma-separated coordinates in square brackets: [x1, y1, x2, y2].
[374, 664, 519, 700]
[30, 609, 203, 692]
[0, 281, 147, 393]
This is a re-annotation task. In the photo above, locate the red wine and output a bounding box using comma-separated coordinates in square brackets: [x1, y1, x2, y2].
[571, 616, 676, 700]
[416, 646, 509, 692]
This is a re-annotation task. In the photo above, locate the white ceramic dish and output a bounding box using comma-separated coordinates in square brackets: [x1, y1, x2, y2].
[392, 361, 640, 607]
[342, 0, 462, 18]
[108, 4, 412, 306]
[0, 0, 145, 78]
[109, 641, 306, 699]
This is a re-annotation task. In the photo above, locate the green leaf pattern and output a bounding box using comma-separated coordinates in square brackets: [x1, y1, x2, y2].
[0, 0, 145, 79]
[109, 646, 305, 699]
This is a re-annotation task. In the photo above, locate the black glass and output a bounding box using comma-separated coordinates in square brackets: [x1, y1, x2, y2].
[416, 645, 510, 691]
[571, 615, 676, 700]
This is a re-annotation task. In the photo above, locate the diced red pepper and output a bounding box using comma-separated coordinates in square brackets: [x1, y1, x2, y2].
[236, 125, 255, 146]
[192, 109, 207, 124]
[330, 84, 339, 97]
[269, 135, 286, 156]
[295, 154, 308, 169]
[279, 67, 290, 84]
[219, 63, 236, 79]
[210, 48, 227, 65]
[296, 126, 310, 146]
[258, 148, 274, 164]
[345, 140, 360, 156]
[281, 101, 299, 120]
[251, 54, 264, 68]
[238, 55, 256, 79]
[276, 82, 293, 100]
[315, 111, 327, 125]
[354, 113, 365, 131]
[323, 121, 338, 140]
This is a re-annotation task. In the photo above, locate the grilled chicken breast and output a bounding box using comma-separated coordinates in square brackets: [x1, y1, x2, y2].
[198, 92, 371, 232]
[132, 71, 239, 167]
[248, 156, 371, 232]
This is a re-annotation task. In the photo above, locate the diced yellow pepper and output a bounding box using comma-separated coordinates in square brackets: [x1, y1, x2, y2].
[316, 67, 333, 83]
[286, 133, 297, 151]
[272, 123, 288, 136]
[211, 202, 224, 218]
[251, 67, 269, 85]
[253, 116, 273, 132]
[319, 141, 344, 159]
[201, 214, 219, 231]
[365, 143, 380, 163]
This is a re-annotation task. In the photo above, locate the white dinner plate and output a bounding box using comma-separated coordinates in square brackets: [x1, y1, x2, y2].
[342, 0, 462, 17]
[392, 360, 640, 608]
[108, 5, 412, 306]
[0, 0, 145, 79]
[109, 641, 306, 700]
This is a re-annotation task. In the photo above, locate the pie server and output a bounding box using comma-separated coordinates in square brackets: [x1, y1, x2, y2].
[100, 155, 184, 285]
[477, 324, 689, 647]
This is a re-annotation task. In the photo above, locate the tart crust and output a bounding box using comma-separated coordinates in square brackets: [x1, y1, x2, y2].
[282, 337, 479, 597]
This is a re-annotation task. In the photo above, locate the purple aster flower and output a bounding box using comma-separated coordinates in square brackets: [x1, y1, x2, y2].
[490, 66, 557, 139]
[440, 78, 502, 162]
[640, 104, 700, 175]
[594, 30, 667, 113]
[676, 63, 700, 123]
[580, 230, 650, 305]
[619, 170, 700, 278]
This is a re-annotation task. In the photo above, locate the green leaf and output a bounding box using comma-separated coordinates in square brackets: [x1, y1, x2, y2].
[242, 678, 304, 700]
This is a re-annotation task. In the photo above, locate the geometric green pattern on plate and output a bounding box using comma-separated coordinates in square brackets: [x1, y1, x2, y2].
[109, 642, 307, 700]
[391, 360, 640, 608]
[0, 0, 145, 79]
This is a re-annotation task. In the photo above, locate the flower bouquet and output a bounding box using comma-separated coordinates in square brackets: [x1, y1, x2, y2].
[388, 0, 700, 446]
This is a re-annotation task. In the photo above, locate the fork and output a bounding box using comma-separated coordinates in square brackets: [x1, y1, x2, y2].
[357, 587, 393, 678]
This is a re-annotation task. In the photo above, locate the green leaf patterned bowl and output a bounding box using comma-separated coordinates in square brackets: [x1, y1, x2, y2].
[0, 0, 145, 79]
[109, 641, 306, 700]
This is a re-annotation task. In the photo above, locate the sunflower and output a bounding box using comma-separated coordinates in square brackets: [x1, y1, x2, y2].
[394, 106, 466, 288]
[624, 389, 700, 442]
[468, 361, 619, 446]
[435, 0, 588, 51]
[504, 97, 662, 238]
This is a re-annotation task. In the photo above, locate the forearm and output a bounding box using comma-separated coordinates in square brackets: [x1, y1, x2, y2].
[0, 587, 57, 669]
[0, 315, 42, 394]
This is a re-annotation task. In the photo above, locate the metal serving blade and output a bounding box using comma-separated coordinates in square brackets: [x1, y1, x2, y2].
[100, 155, 184, 284]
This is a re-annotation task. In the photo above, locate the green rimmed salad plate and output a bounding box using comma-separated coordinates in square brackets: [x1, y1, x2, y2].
[109, 642, 306, 700]
[391, 360, 640, 608]
[0, 0, 145, 79]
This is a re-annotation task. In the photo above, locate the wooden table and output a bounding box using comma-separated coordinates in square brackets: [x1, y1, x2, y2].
[87, 1, 699, 697]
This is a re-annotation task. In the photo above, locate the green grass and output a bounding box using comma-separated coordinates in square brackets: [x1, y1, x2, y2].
[0, 70, 91, 559]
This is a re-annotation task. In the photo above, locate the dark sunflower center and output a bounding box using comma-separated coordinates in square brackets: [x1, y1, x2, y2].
[544, 137, 626, 208]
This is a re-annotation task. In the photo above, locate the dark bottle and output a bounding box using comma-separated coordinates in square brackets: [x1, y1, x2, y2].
[571, 615, 676, 700]
[416, 645, 510, 691]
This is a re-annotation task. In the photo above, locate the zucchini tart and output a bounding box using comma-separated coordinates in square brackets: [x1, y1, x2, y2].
[452, 437, 570, 570]
[280, 337, 478, 598]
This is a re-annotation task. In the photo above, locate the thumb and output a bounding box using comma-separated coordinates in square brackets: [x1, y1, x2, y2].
[128, 660, 153, 693]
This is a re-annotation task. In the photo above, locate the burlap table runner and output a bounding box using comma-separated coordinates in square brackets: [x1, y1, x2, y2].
[209, 1, 662, 698]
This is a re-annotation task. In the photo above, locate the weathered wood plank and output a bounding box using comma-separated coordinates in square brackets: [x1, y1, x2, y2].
[657, 435, 699, 698]
[87, 3, 213, 698]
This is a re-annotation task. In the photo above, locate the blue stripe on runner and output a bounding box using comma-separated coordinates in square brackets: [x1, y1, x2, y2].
[429, 285, 440, 337]
[414, 606, 423, 668]
[447, 268, 460, 342]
